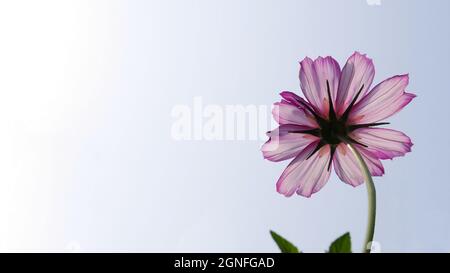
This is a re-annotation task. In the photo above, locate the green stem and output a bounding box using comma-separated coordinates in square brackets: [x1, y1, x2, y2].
[346, 143, 376, 253]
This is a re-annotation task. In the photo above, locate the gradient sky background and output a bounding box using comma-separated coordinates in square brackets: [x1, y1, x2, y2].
[0, 0, 449, 252]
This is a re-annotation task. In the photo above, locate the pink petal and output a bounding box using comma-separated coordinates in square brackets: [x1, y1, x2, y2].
[333, 144, 384, 187]
[262, 125, 319, 162]
[276, 143, 332, 197]
[272, 100, 318, 128]
[351, 128, 413, 160]
[336, 52, 375, 116]
[299, 56, 341, 117]
[279, 91, 306, 108]
[349, 74, 416, 124]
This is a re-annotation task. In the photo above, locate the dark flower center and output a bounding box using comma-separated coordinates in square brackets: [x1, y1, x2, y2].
[320, 119, 347, 145]
[290, 80, 389, 169]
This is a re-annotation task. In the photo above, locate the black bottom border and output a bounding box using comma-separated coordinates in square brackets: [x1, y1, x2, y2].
[0, 253, 446, 272]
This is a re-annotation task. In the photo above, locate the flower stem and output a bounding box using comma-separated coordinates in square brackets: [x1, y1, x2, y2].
[346, 143, 376, 253]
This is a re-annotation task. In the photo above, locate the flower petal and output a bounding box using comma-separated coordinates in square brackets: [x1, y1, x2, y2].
[272, 100, 318, 128]
[351, 128, 413, 160]
[262, 125, 319, 162]
[299, 56, 341, 117]
[276, 143, 332, 197]
[336, 52, 375, 116]
[349, 74, 416, 124]
[333, 144, 384, 187]
[279, 91, 309, 108]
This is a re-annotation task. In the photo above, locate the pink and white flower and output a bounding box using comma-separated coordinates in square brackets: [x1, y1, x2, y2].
[262, 52, 415, 197]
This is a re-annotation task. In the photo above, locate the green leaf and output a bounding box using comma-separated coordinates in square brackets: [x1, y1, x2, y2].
[270, 230, 299, 253]
[328, 232, 352, 253]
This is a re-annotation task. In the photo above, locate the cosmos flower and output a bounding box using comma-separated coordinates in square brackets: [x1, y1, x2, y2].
[262, 52, 415, 197]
